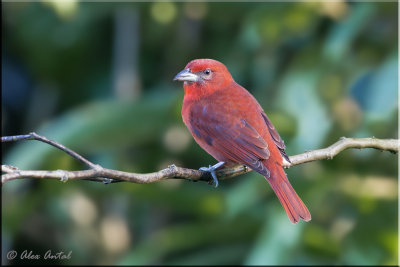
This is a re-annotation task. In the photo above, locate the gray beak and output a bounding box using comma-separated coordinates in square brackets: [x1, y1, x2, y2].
[173, 68, 198, 82]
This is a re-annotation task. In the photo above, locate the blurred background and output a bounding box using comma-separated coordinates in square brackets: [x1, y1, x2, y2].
[1, 1, 398, 265]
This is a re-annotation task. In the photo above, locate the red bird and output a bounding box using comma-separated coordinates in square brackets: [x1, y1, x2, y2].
[174, 59, 311, 224]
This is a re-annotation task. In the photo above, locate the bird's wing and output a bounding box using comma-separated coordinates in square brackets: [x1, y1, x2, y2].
[261, 112, 291, 163]
[190, 114, 271, 178]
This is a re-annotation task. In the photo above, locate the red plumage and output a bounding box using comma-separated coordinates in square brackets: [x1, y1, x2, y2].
[175, 59, 311, 224]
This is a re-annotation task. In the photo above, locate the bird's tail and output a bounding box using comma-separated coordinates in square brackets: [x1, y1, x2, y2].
[265, 162, 311, 224]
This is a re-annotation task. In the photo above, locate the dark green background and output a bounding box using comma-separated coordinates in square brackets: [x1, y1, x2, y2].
[2, 1, 398, 265]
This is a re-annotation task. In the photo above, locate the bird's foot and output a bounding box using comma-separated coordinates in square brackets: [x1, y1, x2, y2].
[199, 161, 225, 188]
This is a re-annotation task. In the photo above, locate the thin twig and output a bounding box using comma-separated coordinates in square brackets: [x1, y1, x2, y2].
[287, 137, 399, 167]
[1, 132, 99, 170]
[1, 133, 398, 185]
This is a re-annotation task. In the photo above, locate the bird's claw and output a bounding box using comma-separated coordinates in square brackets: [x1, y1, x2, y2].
[199, 161, 225, 188]
[102, 178, 113, 184]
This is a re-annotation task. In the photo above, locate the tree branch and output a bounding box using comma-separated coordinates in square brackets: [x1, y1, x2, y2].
[1, 132, 398, 185]
[2, 132, 99, 169]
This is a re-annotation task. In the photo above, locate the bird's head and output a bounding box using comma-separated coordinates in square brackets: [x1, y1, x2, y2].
[174, 59, 234, 98]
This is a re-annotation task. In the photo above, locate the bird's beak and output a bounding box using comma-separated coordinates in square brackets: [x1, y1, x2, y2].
[173, 68, 198, 82]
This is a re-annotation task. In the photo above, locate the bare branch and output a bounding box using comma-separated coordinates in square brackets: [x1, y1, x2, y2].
[1, 132, 99, 169]
[1, 133, 398, 185]
[287, 137, 398, 167]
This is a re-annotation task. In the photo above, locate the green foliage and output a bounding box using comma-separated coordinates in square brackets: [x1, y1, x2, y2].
[2, 1, 398, 265]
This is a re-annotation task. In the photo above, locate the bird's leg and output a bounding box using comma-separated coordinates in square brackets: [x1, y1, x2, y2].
[199, 161, 225, 188]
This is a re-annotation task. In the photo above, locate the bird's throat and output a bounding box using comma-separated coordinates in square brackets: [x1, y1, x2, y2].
[183, 80, 231, 101]
[183, 82, 210, 101]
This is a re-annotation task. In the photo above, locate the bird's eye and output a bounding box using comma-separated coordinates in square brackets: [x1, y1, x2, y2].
[203, 69, 211, 75]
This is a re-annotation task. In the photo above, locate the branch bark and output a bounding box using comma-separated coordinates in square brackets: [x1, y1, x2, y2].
[1, 132, 398, 185]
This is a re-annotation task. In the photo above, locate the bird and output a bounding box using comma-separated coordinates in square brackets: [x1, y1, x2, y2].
[173, 58, 311, 224]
